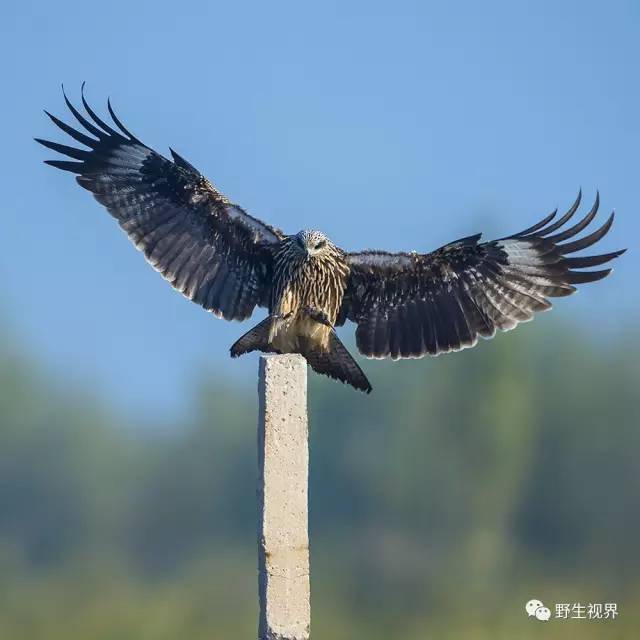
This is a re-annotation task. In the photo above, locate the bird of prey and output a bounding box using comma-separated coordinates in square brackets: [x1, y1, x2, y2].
[37, 87, 625, 394]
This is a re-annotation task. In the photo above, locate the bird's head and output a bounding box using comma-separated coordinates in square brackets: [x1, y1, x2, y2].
[291, 229, 332, 258]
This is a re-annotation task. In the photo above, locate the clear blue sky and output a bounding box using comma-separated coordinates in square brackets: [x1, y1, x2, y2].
[2, 0, 638, 418]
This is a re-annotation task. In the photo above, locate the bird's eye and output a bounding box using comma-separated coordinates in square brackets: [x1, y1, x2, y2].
[315, 240, 326, 249]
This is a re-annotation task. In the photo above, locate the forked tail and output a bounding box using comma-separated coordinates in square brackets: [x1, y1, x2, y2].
[300, 332, 372, 394]
[229, 316, 276, 358]
[230, 316, 372, 393]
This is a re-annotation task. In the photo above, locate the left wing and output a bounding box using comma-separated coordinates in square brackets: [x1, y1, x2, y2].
[339, 192, 625, 359]
[36, 85, 284, 321]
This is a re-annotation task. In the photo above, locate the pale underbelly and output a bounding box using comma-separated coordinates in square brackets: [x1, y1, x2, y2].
[270, 314, 331, 353]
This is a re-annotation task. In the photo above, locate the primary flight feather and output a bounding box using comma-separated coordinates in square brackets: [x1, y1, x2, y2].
[37, 87, 626, 393]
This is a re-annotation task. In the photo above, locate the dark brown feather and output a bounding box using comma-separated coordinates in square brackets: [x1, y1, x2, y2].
[342, 194, 625, 359]
[37, 87, 284, 321]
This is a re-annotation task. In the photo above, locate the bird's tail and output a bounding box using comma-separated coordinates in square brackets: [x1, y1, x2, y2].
[230, 317, 372, 394]
[300, 331, 372, 394]
[230, 316, 277, 357]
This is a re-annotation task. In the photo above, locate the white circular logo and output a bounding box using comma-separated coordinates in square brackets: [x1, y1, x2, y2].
[526, 599, 550, 621]
[535, 606, 551, 621]
[526, 599, 544, 617]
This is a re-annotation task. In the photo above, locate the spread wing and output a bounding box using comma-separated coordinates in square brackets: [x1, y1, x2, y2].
[340, 192, 625, 359]
[36, 86, 284, 321]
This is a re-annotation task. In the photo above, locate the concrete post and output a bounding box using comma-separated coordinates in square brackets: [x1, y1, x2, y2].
[258, 354, 310, 640]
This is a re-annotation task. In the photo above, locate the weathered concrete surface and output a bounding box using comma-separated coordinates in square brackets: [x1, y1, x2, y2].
[258, 354, 310, 640]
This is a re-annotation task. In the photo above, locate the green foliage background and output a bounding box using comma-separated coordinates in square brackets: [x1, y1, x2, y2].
[0, 318, 638, 639]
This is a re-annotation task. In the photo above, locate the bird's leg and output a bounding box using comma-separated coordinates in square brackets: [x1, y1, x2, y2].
[302, 306, 334, 329]
[266, 311, 295, 344]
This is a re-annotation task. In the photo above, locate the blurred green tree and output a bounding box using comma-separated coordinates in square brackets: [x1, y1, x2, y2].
[0, 318, 638, 638]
